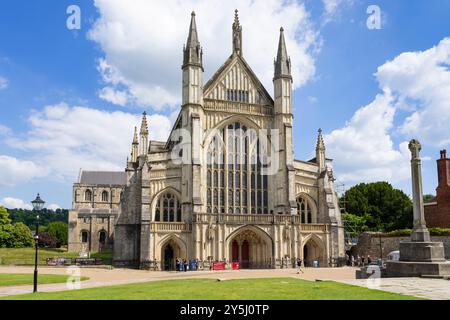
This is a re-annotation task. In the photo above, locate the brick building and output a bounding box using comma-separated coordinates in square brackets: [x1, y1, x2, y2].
[424, 150, 450, 228]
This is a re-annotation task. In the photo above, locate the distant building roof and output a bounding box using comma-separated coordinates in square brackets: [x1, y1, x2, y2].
[78, 171, 127, 185]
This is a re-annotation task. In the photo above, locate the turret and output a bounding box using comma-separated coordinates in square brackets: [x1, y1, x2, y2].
[139, 112, 148, 156]
[182, 11, 204, 106]
[316, 129, 326, 171]
[131, 126, 139, 162]
[273, 27, 292, 117]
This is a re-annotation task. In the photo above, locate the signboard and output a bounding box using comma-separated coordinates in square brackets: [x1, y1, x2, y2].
[231, 262, 240, 270]
[212, 262, 226, 270]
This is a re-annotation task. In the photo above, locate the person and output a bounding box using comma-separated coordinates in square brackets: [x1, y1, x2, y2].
[367, 255, 372, 265]
[183, 259, 188, 272]
[351, 255, 355, 267]
[345, 253, 350, 266]
[296, 258, 304, 274]
[356, 254, 361, 267]
[361, 255, 366, 267]
[175, 258, 180, 272]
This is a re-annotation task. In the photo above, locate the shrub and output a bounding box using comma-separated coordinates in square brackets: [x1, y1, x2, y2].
[38, 232, 58, 248]
[387, 229, 412, 237]
[47, 222, 68, 247]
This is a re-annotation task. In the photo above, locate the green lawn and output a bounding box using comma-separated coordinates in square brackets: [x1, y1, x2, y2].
[0, 248, 112, 266]
[0, 274, 89, 287]
[0, 277, 421, 300]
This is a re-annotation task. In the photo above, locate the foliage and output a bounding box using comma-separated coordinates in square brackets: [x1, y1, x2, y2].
[423, 194, 436, 203]
[6, 208, 68, 230]
[47, 222, 68, 247]
[0, 207, 33, 248]
[387, 229, 412, 237]
[340, 182, 413, 232]
[9, 223, 34, 248]
[428, 228, 450, 236]
[37, 232, 57, 248]
[0, 278, 421, 300]
[342, 213, 369, 236]
[0, 207, 13, 248]
[386, 228, 450, 237]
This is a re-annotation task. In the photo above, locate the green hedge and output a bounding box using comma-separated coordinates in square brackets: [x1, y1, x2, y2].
[387, 228, 450, 237]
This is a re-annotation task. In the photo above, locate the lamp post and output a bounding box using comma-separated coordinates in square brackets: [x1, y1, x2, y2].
[31, 193, 45, 293]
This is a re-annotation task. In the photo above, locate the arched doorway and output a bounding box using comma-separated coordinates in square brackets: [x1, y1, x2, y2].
[303, 236, 325, 267]
[160, 237, 186, 271]
[228, 227, 272, 269]
[163, 244, 175, 270]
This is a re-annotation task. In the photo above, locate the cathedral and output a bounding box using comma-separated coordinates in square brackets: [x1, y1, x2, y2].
[68, 11, 345, 270]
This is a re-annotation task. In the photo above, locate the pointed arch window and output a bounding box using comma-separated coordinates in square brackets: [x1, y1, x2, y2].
[296, 196, 314, 224]
[101, 191, 108, 202]
[207, 122, 268, 215]
[154, 192, 182, 222]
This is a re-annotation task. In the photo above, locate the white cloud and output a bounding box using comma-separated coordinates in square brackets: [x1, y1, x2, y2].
[6, 103, 173, 182]
[0, 197, 33, 210]
[88, 0, 321, 109]
[47, 203, 62, 211]
[98, 87, 130, 106]
[0, 76, 8, 90]
[0, 155, 48, 187]
[322, 0, 353, 24]
[377, 38, 450, 147]
[326, 37, 450, 186]
[326, 91, 410, 184]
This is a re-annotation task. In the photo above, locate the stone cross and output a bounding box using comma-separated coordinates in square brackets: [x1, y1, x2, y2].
[408, 139, 430, 242]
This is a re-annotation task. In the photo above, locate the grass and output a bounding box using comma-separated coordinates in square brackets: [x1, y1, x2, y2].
[0, 277, 421, 300]
[0, 248, 112, 266]
[0, 274, 89, 287]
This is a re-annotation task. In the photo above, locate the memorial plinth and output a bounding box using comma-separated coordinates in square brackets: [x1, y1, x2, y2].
[386, 140, 450, 277]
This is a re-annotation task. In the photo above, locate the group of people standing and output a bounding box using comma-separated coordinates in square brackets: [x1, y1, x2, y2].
[346, 254, 373, 267]
[175, 258, 198, 272]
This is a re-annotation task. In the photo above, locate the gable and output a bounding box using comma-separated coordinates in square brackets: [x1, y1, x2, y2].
[204, 55, 274, 106]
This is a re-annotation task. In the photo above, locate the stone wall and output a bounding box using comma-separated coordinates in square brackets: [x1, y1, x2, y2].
[349, 232, 450, 260]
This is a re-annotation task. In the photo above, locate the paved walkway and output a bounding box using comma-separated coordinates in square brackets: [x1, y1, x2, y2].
[337, 278, 450, 300]
[0, 266, 356, 297]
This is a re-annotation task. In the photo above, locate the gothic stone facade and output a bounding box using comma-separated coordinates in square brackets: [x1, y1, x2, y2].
[69, 11, 345, 269]
[424, 150, 450, 228]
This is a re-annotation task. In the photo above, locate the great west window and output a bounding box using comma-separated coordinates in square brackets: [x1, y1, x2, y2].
[207, 122, 268, 215]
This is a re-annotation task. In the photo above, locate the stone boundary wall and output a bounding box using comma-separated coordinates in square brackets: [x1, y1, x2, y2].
[349, 232, 450, 260]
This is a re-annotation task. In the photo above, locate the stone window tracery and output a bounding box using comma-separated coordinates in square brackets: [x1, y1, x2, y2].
[154, 192, 182, 222]
[296, 196, 314, 223]
[207, 122, 268, 215]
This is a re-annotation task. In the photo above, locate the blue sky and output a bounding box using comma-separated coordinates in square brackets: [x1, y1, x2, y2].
[1, 0, 450, 209]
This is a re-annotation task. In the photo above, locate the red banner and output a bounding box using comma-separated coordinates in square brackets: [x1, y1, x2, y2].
[212, 262, 226, 270]
[231, 262, 240, 270]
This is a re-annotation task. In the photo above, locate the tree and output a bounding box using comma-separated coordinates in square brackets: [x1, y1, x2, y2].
[6, 208, 68, 229]
[0, 207, 34, 248]
[340, 182, 413, 232]
[10, 223, 34, 248]
[38, 232, 57, 248]
[0, 206, 13, 248]
[423, 194, 436, 203]
[47, 222, 68, 247]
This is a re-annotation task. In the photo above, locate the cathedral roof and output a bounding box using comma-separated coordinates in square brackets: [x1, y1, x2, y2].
[78, 171, 127, 185]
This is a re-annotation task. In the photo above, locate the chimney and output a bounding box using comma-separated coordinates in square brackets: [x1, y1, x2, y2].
[437, 149, 450, 190]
